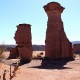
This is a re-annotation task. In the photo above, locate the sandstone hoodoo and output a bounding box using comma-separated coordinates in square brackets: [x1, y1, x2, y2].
[43, 2, 73, 60]
[8, 24, 32, 65]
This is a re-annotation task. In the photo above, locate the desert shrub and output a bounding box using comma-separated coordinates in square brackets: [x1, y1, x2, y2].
[0, 45, 5, 58]
[0, 48, 4, 57]
[32, 52, 44, 59]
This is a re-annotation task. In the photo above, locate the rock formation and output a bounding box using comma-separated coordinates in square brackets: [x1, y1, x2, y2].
[8, 46, 19, 59]
[8, 24, 32, 64]
[43, 2, 73, 60]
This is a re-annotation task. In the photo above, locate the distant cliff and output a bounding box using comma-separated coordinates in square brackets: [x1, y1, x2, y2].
[0, 45, 45, 51]
[32, 45, 45, 51]
[72, 41, 80, 46]
[1, 41, 80, 51]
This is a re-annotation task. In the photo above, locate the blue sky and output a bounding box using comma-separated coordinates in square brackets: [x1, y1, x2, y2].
[0, 0, 80, 45]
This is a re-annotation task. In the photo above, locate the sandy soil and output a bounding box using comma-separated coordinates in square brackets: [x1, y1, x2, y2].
[0, 53, 80, 80]
[12, 57, 80, 80]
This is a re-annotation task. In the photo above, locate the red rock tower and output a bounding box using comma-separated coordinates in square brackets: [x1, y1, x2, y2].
[43, 2, 73, 60]
[14, 24, 32, 61]
[8, 24, 32, 64]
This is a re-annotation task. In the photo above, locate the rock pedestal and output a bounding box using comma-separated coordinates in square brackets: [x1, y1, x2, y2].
[43, 2, 73, 60]
[8, 24, 32, 63]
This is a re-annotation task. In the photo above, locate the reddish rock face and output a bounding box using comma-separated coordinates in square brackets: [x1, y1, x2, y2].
[44, 2, 73, 59]
[8, 24, 32, 62]
[8, 46, 19, 59]
[14, 24, 32, 46]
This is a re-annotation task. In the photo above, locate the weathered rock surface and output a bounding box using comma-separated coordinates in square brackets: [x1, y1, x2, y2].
[14, 24, 32, 45]
[8, 46, 19, 59]
[8, 24, 32, 63]
[43, 2, 73, 59]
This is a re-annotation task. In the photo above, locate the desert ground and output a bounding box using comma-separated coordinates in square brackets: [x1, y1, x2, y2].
[0, 51, 80, 80]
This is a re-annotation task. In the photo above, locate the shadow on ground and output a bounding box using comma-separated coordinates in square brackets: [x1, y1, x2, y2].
[28, 58, 74, 70]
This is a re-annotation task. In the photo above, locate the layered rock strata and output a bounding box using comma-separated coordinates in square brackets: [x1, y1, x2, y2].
[8, 24, 32, 64]
[43, 2, 73, 60]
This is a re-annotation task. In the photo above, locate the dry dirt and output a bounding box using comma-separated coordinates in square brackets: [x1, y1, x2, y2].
[0, 54, 80, 80]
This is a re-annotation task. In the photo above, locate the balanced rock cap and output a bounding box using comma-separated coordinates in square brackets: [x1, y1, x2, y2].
[43, 2, 65, 13]
[16, 23, 31, 28]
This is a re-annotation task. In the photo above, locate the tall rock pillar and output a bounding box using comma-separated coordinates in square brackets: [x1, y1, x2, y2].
[8, 24, 32, 64]
[14, 24, 32, 62]
[43, 2, 73, 60]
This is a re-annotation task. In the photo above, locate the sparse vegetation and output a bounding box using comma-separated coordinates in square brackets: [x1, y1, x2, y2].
[32, 51, 45, 59]
[3, 70, 6, 80]
[0, 46, 4, 58]
[0, 45, 7, 59]
[9, 61, 19, 80]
